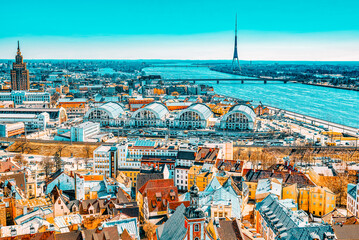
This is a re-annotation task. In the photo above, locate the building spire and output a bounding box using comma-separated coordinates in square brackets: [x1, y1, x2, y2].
[17, 41, 20, 53]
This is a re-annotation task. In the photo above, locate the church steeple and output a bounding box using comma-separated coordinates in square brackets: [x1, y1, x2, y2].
[185, 179, 205, 219]
[184, 179, 207, 240]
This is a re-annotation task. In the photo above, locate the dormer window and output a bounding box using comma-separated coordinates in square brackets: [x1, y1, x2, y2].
[30, 225, 35, 234]
[10, 228, 16, 236]
[156, 192, 162, 201]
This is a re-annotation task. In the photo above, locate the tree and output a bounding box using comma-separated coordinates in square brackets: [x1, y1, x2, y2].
[13, 154, 26, 166]
[143, 221, 156, 240]
[51, 92, 60, 106]
[74, 158, 81, 170]
[54, 152, 62, 172]
[83, 145, 92, 169]
[323, 171, 356, 207]
[41, 156, 54, 179]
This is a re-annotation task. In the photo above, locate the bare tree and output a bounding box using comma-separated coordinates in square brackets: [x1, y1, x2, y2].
[41, 156, 54, 179]
[74, 158, 81, 170]
[143, 221, 156, 240]
[54, 152, 62, 172]
[83, 145, 92, 169]
[13, 153, 27, 166]
[51, 92, 60, 106]
[323, 171, 356, 207]
[56, 145, 67, 157]
[84, 145, 91, 159]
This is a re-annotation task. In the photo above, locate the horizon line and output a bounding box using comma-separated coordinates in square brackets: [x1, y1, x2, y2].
[1, 58, 359, 62]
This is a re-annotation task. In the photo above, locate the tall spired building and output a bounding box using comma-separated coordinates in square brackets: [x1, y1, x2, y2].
[232, 14, 241, 71]
[11, 41, 30, 91]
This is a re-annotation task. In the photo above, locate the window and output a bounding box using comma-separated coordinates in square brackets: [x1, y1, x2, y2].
[194, 224, 199, 232]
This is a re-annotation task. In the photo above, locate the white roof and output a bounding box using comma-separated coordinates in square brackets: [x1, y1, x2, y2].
[132, 102, 169, 119]
[176, 103, 212, 120]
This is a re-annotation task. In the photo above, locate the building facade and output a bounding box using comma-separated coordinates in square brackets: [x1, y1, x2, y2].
[93, 143, 128, 178]
[0, 112, 49, 130]
[11, 42, 30, 91]
[219, 104, 256, 131]
[0, 91, 50, 105]
[70, 122, 100, 142]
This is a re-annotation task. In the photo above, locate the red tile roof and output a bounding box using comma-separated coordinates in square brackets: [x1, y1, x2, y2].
[139, 179, 178, 214]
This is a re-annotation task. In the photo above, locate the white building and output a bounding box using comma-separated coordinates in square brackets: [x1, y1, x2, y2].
[129, 102, 169, 128]
[70, 121, 100, 142]
[0, 122, 25, 137]
[174, 103, 212, 129]
[0, 112, 49, 130]
[94, 143, 128, 178]
[174, 150, 196, 191]
[84, 102, 126, 126]
[0, 91, 50, 105]
[219, 104, 256, 131]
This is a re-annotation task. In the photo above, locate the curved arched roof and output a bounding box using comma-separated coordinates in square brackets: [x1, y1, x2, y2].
[176, 103, 212, 120]
[222, 104, 256, 122]
[85, 102, 125, 119]
[131, 102, 169, 119]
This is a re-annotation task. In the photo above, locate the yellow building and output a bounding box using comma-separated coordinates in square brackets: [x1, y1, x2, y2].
[282, 184, 336, 217]
[308, 186, 336, 217]
[245, 182, 258, 200]
[118, 168, 140, 188]
[282, 184, 299, 204]
[188, 166, 213, 192]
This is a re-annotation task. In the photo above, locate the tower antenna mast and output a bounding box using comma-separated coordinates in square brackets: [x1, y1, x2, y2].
[232, 14, 241, 72]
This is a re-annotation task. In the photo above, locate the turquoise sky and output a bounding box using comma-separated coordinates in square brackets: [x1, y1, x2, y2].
[1, 0, 359, 60]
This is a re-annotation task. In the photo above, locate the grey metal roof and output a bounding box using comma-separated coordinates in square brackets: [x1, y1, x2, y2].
[157, 204, 187, 240]
[283, 226, 334, 240]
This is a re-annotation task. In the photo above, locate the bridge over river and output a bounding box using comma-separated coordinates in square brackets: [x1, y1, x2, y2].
[161, 78, 294, 84]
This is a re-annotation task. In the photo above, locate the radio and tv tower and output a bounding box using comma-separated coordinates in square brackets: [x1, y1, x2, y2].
[232, 14, 241, 71]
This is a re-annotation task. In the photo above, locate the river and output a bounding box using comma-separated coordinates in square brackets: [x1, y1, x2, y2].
[144, 66, 359, 128]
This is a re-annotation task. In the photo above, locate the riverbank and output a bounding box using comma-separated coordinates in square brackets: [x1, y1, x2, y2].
[302, 82, 359, 91]
[266, 106, 359, 137]
[144, 66, 359, 129]
[213, 92, 359, 136]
